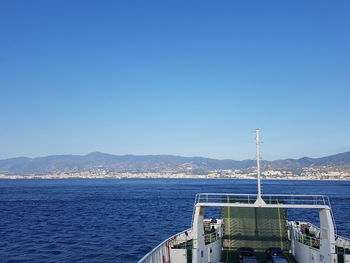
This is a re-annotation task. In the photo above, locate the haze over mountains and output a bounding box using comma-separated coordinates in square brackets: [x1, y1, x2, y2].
[0, 151, 350, 176]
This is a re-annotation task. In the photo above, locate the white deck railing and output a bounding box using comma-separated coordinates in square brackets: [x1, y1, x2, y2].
[137, 229, 192, 263]
[336, 235, 350, 249]
[194, 193, 332, 207]
[292, 220, 350, 250]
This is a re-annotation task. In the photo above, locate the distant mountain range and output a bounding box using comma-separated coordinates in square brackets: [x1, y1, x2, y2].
[0, 152, 350, 175]
[0, 151, 349, 175]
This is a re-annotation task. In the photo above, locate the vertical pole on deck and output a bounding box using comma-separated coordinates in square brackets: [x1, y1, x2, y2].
[256, 129, 261, 199]
[254, 129, 266, 206]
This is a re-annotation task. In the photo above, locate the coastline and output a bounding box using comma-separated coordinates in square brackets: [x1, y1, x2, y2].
[0, 174, 349, 180]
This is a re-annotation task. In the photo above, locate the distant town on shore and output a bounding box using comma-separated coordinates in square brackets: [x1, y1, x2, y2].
[0, 151, 350, 180]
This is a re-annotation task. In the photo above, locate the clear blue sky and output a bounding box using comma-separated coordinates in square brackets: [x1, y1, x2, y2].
[1, 0, 349, 160]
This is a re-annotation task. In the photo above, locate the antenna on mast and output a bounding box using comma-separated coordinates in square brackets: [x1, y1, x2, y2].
[254, 128, 265, 206]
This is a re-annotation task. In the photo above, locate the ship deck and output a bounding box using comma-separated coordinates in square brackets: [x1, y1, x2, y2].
[220, 250, 298, 263]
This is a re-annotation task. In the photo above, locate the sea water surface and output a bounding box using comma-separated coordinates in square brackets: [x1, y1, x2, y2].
[0, 179, 349, 263]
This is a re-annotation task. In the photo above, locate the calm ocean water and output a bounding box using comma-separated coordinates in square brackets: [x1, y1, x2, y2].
[0, 179, 349, 263]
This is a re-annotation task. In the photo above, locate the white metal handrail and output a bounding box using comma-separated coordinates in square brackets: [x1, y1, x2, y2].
[137, 228, 192, 263]
[299, 233, 320, 248]
[194, 193, 332, 207]
[203, 232, 219, 244]
[336, 235, 350, 249]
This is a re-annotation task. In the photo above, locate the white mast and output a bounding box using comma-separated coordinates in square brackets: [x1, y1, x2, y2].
[254, 128, 265, 206]
[256, 129, 261, 198]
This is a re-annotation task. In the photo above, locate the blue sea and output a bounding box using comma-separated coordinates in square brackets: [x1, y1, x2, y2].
[0, 179, 349, 263]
